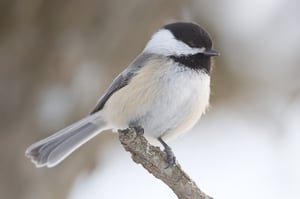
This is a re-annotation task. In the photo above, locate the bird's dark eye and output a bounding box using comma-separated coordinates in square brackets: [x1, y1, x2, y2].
[187, 41, 196, 48]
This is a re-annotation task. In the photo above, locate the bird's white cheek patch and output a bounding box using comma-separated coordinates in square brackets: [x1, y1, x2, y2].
[144, 29, 205, 56]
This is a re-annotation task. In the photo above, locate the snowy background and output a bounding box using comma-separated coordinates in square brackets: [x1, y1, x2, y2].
[1, 0, 299, 199]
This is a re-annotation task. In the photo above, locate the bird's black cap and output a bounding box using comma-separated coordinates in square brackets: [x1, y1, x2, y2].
[164, 22, 213, 50]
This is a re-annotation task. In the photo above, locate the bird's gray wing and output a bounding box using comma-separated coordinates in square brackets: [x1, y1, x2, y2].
[90, 53, 154, 114]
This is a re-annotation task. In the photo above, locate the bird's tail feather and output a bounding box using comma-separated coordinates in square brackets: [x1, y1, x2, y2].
[25, 113, 107, 168]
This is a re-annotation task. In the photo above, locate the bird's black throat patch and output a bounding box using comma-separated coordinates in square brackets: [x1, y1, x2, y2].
[169, 53, 212, 74]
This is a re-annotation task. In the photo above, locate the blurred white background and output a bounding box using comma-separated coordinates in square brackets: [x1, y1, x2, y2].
[1, 0, 299, 199]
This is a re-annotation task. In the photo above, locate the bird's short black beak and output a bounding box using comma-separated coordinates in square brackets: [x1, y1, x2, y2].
[203, 49, 220, 56]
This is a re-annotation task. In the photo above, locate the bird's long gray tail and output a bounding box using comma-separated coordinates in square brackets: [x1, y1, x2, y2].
[25, 113, 107, 168]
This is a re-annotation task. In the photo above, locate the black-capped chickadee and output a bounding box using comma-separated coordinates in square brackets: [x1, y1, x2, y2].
[26, 22, 219, 168]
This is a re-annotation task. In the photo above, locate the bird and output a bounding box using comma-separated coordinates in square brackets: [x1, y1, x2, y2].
[25, 22, 219, 168]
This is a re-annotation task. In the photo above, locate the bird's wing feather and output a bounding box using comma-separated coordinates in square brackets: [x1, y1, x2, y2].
[90, 53, 154, 114]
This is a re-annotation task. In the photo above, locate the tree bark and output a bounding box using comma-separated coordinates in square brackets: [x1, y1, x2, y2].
[118, 128, 213, 199]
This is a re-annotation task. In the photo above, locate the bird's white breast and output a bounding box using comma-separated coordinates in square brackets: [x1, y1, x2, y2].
[102, 58, 210, 142]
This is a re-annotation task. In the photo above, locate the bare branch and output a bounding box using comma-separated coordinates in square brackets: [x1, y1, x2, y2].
[118, 128, 213, 199]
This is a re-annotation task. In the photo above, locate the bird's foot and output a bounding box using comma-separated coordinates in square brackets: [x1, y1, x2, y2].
[158, 137, 176, 168]
[131, 126, 144, 136]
